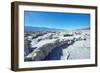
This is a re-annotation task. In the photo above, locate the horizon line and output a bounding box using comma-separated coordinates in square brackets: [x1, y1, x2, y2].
[24, 25, 90, 30]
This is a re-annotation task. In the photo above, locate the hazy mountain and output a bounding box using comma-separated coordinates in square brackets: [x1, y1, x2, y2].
[24, 26, 66, 32]
[76, 27, 90, 30]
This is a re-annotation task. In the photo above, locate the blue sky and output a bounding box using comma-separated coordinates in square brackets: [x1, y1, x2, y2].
[24, 11, 90, 30]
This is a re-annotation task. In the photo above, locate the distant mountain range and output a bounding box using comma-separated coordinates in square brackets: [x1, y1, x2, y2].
[76, 27, 90, 30]
[24, 26, 65, 32]
[24, 26, 90, 32]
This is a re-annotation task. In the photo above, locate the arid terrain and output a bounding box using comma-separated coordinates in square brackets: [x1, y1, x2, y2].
[24, 29, 90, 61]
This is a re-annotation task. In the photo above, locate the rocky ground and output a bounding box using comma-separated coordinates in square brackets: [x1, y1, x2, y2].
[24, 30, 90, 61]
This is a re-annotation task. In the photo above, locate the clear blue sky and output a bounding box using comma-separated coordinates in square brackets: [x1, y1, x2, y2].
[24, 11, 90, 30]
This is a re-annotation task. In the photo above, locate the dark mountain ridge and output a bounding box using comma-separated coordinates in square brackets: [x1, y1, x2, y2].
[24, 26, 66, 32]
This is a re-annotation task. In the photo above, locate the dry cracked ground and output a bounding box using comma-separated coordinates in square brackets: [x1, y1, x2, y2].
[24, 30, 90, 61]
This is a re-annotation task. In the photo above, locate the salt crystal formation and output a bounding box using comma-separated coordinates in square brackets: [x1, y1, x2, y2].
[24, 30, 90, 61]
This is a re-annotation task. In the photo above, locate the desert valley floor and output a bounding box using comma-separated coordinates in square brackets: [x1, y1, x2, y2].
[24, 30, 90, 61]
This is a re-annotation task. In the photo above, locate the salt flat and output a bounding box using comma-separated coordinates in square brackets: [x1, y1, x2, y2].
[24, 30, 90, 61]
